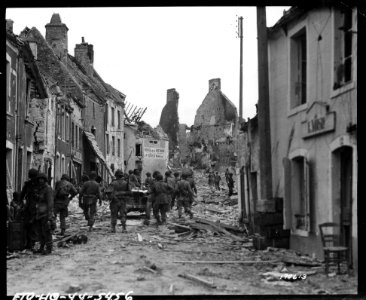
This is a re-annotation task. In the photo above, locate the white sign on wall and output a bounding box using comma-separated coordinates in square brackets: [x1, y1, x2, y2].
[144, 147, 166, 159]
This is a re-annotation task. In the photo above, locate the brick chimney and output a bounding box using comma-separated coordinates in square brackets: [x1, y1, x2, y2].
[6, 19, 14, 33]
[74, 37, 94, 76]
[45, 13, 69, 63]
[209, 78, 221, 92]
[167, 88, 179, 103]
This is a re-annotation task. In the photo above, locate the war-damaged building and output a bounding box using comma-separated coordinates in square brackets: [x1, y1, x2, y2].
[190, 78, 238, 170]
[238, 6, 358, 268]
[20, 14, 126, 183]
[6, 20, 48, 198]
[124, 121, 169, 182]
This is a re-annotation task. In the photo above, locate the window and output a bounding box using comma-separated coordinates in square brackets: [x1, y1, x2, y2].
[283, 156, 311, 233]
[79, 128, 82, 150]
[26, 79, 31, 118]
[106, 134, 110, 154]
[333, 8, 353, 89]
[65, 114, 69, 141]
[117, 138, 121, 157]
[75, 125, 79, 149]
[71, 122, 74, 147]
[117, 110, 121, 129]
[112, 136, 115, 156]
[6, 60, 11, 113]
[111, 107, 115, 127]
[290, 28, 307, 108]
[136, 144, 142, 156]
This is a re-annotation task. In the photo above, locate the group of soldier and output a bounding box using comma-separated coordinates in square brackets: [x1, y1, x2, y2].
[7, 166, 199, 255]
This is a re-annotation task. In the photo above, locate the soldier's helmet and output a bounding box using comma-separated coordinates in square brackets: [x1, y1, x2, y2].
[115, 169, 123, 178]
[37, 172, 48, 181]
[89, 171, 97, 179]
[156, 174, 164, 181]
[28, 168, 39, 179]
[82, 174, 89, 182]
[61, 174, 70, 181]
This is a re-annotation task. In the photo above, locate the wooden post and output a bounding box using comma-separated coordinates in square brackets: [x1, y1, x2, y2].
[257, 7, 273, 206]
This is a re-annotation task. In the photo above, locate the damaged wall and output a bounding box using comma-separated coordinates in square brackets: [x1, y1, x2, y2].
[159, 88, 180, 157]
[190, 78, 238, 170]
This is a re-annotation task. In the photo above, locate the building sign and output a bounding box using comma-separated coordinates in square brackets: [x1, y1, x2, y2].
[302, 101, 336, 139]
[144, 147, 167, 159]
[72, 149, 82, 162]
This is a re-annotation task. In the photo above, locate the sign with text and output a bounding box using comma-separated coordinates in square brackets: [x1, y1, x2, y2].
[302, 101, 336, 139]
[144, 147, 167, 159]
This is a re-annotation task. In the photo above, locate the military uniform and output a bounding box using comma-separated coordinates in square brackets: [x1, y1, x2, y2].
[20, 178, 39, 249]
[128, 173, 141, 189]
[177, 178, 194, 219]
[151, 179, 173, 224]
[79, 179, 102, 229]
[108, 177, 130, 232]
[54, 177, 77, 234]
[227, 175, 234, 196]
[165, 176, 175, 211]
[33, 174, 54, 254]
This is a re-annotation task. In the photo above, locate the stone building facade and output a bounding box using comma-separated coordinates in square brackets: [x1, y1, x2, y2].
[239, 7, 358, 267]
[124, 122, 169, 182]
[6, 21, 48, 198]
[190, 78, 238, 170]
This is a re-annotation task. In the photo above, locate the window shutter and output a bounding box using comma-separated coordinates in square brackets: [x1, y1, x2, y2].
[283, 157, 292, 229]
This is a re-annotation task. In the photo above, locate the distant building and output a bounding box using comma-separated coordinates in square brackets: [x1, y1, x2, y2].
[190, 78, 238, 170]
[124, 121, 169, 182]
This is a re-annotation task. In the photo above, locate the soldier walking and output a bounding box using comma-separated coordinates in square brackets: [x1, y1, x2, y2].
[108, 169, 130, 233]
[79, 171, 102, 232]
[214, 172, 221, 191]
[165, 171, 175, 211]
[171, 172, 180, 209]
[177, 173, 194, 219]
[151, 173, 173, 225]
[54, 174, 77, 236]
[33, 173, 55, 255]
[227, 173, 235, 196]
[20, 168, 39, 250]
[208, 172, 215, 192]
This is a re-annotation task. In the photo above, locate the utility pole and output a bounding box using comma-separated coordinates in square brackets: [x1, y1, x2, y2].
[257, 7, 273, 210]
[238, 16, 243, 119]
[237, 16, 247, 225]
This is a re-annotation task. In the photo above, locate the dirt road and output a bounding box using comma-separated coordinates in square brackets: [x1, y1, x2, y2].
[7, 171, 357, 296]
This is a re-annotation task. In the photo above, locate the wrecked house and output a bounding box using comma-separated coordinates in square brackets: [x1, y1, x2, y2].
[124, 121, 169, 182]
[6, 20, 49, 198]
[239, 7, 358, 268]
[21, 14, 126, 183]
[190, 78, 238, 170]
[159, 88, 180, 161]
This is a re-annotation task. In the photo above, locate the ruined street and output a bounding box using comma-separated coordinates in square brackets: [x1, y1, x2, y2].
[7, 171, 357, 296]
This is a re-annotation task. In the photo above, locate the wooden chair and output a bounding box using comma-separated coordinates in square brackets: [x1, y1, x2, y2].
[319, 222, 349, 274]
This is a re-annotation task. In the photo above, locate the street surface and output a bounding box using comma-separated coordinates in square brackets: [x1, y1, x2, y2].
[7, 171, 357, 295]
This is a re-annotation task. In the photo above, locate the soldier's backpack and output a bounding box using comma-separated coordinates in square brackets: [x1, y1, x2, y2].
[56, 181, 69, 198]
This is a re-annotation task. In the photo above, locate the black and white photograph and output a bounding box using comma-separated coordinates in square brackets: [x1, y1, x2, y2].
[5, 4, 360, 297]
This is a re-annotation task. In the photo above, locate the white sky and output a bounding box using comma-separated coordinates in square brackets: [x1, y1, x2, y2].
[6, 6, 290, 127]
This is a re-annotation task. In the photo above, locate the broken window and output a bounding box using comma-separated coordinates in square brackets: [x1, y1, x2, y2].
[135, 144, 142, 157]
[283, 156, 311, 233]
[290, 28, 307, 108]
[333, 7, 353, 89]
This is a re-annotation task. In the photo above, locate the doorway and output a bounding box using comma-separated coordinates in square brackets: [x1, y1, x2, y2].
[332, 146, 353, 267]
